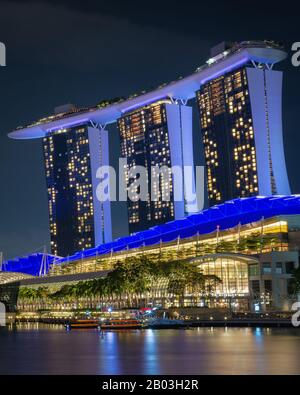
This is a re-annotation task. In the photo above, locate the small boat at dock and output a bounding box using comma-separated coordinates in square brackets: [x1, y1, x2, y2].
[100, 319, 143, 330]
[65, 319, 99, 329]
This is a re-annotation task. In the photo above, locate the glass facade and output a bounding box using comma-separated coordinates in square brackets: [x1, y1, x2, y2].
[117, 100, 175, 233]
[195, 256, 249, 297]
[196, 67, 259, 206]
[43, 125, 95, 256]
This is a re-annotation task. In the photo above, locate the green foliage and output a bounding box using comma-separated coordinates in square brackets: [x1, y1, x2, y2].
[18, 286, 50, 300]
[18, 231, 281, 306]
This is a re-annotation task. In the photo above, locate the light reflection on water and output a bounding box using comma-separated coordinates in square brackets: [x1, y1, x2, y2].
[0, 324, 300, 375]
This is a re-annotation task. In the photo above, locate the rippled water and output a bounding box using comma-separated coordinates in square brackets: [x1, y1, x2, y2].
[0, 324, 300, 375]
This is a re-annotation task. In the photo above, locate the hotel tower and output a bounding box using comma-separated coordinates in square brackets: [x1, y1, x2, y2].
[196, 42, 290, 206]
[41, 105, 112, 256]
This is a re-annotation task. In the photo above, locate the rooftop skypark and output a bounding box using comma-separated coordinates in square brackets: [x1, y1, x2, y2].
[9, 40, 285, 139]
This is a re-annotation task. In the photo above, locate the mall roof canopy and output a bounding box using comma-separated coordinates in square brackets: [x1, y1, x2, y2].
[0, 272, 34, 285]
[56, 195, 300, 265]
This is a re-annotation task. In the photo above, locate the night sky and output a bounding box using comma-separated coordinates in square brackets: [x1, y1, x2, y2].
[0, 0, 299, 259]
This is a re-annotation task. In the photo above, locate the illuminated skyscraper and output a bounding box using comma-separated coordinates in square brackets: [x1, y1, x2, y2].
[117, 100, 198, 234]
[43, 122, 112, 256]
[196, 45, 290, 206]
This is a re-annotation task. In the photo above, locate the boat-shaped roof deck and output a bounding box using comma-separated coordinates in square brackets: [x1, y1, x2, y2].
[9, 41, 286, 140]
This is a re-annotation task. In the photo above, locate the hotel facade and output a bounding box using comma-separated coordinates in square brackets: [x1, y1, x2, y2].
[8, 41, 290, 255]
[42, 117, 112, 257]
[196, 51, 290, 205]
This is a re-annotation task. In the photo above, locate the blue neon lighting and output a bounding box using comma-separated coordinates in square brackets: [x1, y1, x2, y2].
[2, 253, 57, 276]
[56, 195, 300, 265]
[3, 195, 300, 276]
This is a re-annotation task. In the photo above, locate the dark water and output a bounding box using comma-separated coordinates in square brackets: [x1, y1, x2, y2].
[0, 324, 300, 375]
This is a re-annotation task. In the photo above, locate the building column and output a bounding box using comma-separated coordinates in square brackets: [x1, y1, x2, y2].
[165, 103, 199, 219]
[246, 67, 291, 196]
[88, 126, 112, 246]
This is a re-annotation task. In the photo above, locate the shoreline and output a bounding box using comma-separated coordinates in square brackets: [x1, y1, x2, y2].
[10, 318, 297, 329]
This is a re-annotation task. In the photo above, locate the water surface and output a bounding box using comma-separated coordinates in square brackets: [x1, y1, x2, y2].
[0, 324, 299, 374]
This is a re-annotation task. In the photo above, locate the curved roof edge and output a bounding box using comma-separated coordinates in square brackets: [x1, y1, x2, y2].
[55, 195, 300, 265]
[0, 272, 34, 285]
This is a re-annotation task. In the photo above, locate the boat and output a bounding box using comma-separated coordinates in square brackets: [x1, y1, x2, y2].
[145, 318, 187, 329]
[65, 319, 100, 329]
[100, 319, 143, 330]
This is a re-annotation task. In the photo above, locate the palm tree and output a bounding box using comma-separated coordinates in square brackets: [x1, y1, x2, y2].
[164, 261, 202, 307]
[288, 266, 300, 298]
